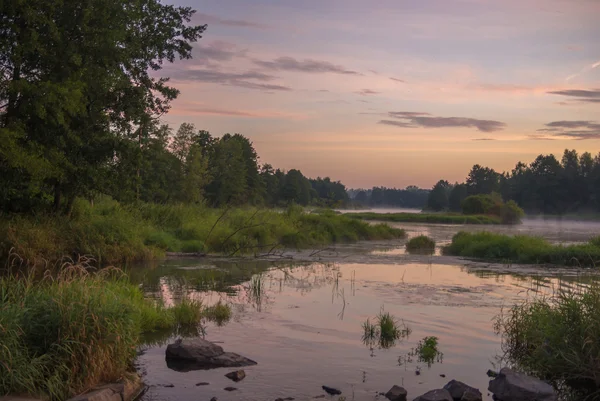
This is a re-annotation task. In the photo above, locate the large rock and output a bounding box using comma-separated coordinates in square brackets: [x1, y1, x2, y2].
[165, 338, 257, 371]
[488, 368, 557, 401]
[225, 370, 246, 382]
[385, 385, 407, 401]
[443, 380, 482, 401]
[413, 389, 453, 401]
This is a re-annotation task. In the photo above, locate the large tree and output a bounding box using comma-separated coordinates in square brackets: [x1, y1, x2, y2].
[0, 0, 205, 213]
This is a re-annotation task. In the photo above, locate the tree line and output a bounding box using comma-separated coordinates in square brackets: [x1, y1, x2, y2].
[426, 150, 600, 215]
[0, 1, 348, 214]
[349, 187, 430, 209]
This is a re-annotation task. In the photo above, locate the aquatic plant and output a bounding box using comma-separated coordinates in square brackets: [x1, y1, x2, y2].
[0, 264, 200, 400]
[494, 284, 600, 400]
[412, 336, 444, 367]
[443, 231, 600, 267]
[362, 310, 411, 350]
[405, 235, 436, 255]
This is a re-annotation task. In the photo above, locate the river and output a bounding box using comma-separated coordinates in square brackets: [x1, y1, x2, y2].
[131, 221, 600, 401]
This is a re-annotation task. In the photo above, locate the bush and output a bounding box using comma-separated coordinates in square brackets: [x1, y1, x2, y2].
[461, 194, 497, 215]
[406, 235, 436, 254]
[0, 266, 203, 400]
[495, 285, 600, 399]
[460, 194, 524, 225]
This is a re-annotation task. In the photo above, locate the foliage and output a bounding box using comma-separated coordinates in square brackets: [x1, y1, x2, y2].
[349, 186, 429, 209]
[361, 310, 411, 350]
[443, 231, 600, 267]
[202, 301, 232, 326]
[494, 285, 600, 400]
[347, 212, 501, 224]
[427, 180, 451, 211]
[412, 336, 444, 367]
[0, 266, 203, 400]
[0, 197, 406, 265]
[406, 235, 436, 254]
[460, 194, 524, 224]
[0, 0, 205, 213]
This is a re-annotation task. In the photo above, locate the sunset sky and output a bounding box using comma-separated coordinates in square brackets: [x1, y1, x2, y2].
[163, 0, 600, 189]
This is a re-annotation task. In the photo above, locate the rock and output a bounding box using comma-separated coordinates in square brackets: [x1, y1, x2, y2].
[443, 380, 482, 401]
[224, 387, 238, 392]
[385, 385, 408, 401]
[461, 389, 482, 401]
[165, 338, 257, 371]
[488, 368, 557, 401]
[440, 374, 446, 378]
[210, 398, 217, 401]
[275, 398, 295, 401]
[314, 396, 326, 399]
[322, 386, 342, 395]
[160, 384, 174, 388]
[225, 370, 246, 382]
[196, 382, 210, 386]
[486, 370, 498, 378]
[413, 389, 453, 401]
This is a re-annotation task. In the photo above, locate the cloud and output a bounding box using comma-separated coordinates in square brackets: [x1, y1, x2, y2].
[355, 89, 380, 96]
[565, 60, 600, 82]
[193, 41, 247, 66]
[253, 57, 361, 75]
[378, 111, 506, 132]
[548, 89, 600, 103]
[170, 105, 306, 120]
[194, 13, 269, 30]
[535, 120, 600, 140]
[169, 69, 291, 91]
[317, 89, 330, 92]
[472, 138, 496, 141]
[390, 77, 405, 83]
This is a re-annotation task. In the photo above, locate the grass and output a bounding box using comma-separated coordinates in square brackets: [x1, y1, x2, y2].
[0, 198, 406, 267]
[0, 263, 205, 400]
[361, 310, 411, 350]
[443, 231, 600, 267]
[203, 300, 232, 326]
[412, 336, 444, 367]
[494, 284, 600, 400]
[405, 235, 436, 255]
[348, 212, 502, 225]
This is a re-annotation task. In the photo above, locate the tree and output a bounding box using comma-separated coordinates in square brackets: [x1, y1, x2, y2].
[466, 165, 501, 195]
[448, 183, 468, 212]
[170, 123, 198, 162]
[427, 180, 450, 211]
[180, 144, 210, 203]
[355, 190, 368, 205]
[281, 169, 312, 205]
[206, 138, 248, 206]
[0, 0, 206, 213]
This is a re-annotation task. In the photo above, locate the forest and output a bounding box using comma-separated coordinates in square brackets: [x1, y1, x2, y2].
[424, 150, 600, 215]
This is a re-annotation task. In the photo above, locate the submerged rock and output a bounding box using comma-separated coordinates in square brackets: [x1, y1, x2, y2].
[195, 382, 210, 386]
[488, 368, 557, 401]
[486, 370, 498, 378]
[224, 387, 238, 392]
[322, 386, 342, 395]
[165, 338, 257, 371]
[413, 389, 453, 401]
[225, 370, 246, 382]
[443, 380, 482, 401]
[385, 385, 408, 401]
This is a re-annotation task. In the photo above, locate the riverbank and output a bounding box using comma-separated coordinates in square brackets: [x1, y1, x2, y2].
[443, 231, 600, 267]
[347, 211, 502, 225]
[0, 265, 211, 401]
[0, 198, 405, 267]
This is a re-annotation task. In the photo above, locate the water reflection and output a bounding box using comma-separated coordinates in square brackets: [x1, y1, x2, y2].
[131, 258, 600, 401]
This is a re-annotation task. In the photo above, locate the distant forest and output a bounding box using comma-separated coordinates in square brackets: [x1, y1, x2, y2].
[424, 149, 600, 215]
[347, 187, 430, 209]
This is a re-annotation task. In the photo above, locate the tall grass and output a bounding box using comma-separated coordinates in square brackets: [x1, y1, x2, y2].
[348, 212, 502, 225]
[495, 284, 600, 400]
[443, 231, 600, 267]
[1, 197, 406, 266]
[361, 310, 411, 350]
[0, 264, 204, 400]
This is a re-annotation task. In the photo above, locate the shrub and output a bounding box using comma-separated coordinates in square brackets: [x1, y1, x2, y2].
[495, 285, 600, 399]
[406, 235, 436, 254]
[461, 194, 497, 215]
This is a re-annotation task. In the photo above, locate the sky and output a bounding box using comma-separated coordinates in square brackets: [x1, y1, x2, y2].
[162, 0, 600, 189]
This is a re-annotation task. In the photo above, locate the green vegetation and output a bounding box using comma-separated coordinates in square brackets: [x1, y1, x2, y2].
[495, 285, 600, 400]
[406, 235, 436, 255]
[1, 199, 405, 266]
[444, 231, 600, 267]
[0, 266, 205, 400]
[412, 336, 444, 367]
[202, 300, 232, 326]
[361, 310, 411, 350]
[422, 150, 600, 215]
[348, 211, 501, 224]
[461, 194, 524, 224]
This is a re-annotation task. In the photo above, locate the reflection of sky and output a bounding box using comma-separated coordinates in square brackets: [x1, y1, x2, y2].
[139, 260, 599, 401]
[159, 0, 600, 188]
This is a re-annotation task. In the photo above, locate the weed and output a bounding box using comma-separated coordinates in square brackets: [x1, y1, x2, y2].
[203, 300, 232, 326]
[405, 235, 436, 255]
